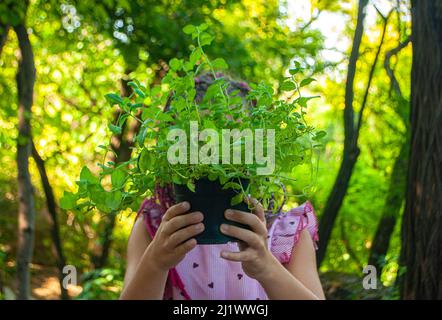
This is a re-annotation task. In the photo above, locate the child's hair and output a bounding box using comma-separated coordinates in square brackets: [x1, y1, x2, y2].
[164, 72, 253, 111]
[194, 72, 252, 103]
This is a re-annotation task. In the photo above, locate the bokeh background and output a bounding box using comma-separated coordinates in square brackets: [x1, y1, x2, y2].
[0, 0, 415, 299]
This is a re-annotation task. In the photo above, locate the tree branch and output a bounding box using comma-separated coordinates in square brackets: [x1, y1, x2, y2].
[31, 140, 69, 299]
[300, 9, 322, 32]
[340, 216, 364, 271]
[355, 9, 392, 141]
[343, 0, 369, 150]
[384, 36, 411, 99]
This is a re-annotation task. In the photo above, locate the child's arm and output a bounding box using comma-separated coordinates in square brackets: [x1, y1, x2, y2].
[120, 216, 168, 299]
[120, 202, 204, 300]
[257, 229, 325, 300]
[220, 198, 324, 300]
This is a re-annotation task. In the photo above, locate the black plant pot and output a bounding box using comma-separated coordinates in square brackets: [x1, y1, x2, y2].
[173, 178, 251, 244]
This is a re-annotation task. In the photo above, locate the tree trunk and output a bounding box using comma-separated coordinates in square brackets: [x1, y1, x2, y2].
[92, 212, 117, 269]
[14, 23, 36, 300]
[368, 37, 411, 273]
[31, 141, 69, 299]
[317, 0, 369, 265]
[368, 140, 408, 271]
[400, 0, 442, 299]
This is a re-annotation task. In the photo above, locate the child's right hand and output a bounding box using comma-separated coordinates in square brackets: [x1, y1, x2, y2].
[147, 201, 204, 271]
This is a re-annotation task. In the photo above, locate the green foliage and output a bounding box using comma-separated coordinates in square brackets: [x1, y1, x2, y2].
[75, 268, 123, 300]
[0, 0, 27, 26]
[63, 25, 325, 215]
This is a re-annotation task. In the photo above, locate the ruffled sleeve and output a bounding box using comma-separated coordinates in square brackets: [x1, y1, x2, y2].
[268, 201, 319, 264]
[136, 185, 175, 238]
[136, 198, 164, 239]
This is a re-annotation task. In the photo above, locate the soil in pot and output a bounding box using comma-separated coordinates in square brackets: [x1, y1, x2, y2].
[173, 178, 251, 244]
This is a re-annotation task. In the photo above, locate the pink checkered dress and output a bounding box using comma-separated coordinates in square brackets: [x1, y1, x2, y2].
[137, 189, 319, 300]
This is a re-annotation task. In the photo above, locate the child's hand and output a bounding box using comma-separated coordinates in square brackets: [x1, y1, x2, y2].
[219, 198, 279, 281]
[147, 201, 204, 271]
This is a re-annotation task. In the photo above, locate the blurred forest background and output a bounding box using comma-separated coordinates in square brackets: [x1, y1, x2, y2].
[1, 0, 441, 300]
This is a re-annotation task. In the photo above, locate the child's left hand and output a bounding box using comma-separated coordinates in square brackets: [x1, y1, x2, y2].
[219, 197, 280, 281]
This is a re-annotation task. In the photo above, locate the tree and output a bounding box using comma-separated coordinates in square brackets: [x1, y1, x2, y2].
[368, 37, 410, 273]
[31, 141, 69, 299]
[14, 16, 37, 300]
[400, 0, 442, 299]
[317, 1, 393, 265]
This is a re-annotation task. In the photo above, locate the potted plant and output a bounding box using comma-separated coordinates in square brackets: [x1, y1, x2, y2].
[61, 24, 325, 244]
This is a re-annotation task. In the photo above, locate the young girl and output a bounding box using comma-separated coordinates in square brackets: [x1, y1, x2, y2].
[119, 74, 325, 300]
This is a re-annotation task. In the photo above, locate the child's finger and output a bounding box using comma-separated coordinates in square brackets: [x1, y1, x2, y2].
[175, 238, 198, 256]
[220, 250, 252, 262]
[162, 211, 203, 235]
[220, 224, 262, 248]
[168, 222, 204, 247]
[224, 209, 267, 236]
[162, 201, 190, 221]
[245, 197, 265, 222]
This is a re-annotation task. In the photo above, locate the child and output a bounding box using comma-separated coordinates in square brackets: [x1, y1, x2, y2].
[119, 74, 325, 300]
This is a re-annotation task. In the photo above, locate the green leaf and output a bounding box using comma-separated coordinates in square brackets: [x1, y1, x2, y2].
[211, 58, 228, 70]
[280, 81, 296, 91]
[104, 93, 124, 105]
[106, 190, 122, 211]
[230, 193, 243, 206]
[207, 172, 218, 181]
[203, 82, 222, 102]
[80, 166, 99, 184]
[169, 58, 182, 71]
[300, 78, 316, 87]
[189, 48, 202, 65]
[183, 24, 196, 35]
[117, 113, 129, 127]
[138, 148, 153, 173]
[111, 168, 127, 189]
[136, 126, 148, 146]
[186, 181, 196, 192]
[297, 96, 320, 108]
[198, 23, 208, 31]
[199, 33, 214, 46]
[289, 68, 300, 75]
[312, 130, 327, 141]
[127, 81, 139, 90]
[222, 182, 242, 190]
[134, 88, 146, 98]
[141, 106, 160, 121]
[88, 184, 106, 205]
[157, 112, 174, 122]
[108, 123, 122, 135]
[172, 174, 182, 185]
[60, 191, 77, 210]
[183, 61, 194, 71]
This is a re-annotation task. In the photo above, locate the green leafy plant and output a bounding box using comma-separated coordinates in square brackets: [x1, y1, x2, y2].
[75, 268, 124, 300]
[61, 24, 325, 215]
